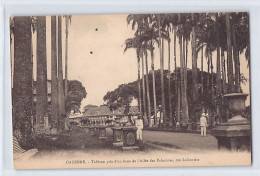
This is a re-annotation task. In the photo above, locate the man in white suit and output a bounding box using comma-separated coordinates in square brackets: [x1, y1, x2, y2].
[200, 113, 208, 137]
[135, 116, 144, 140]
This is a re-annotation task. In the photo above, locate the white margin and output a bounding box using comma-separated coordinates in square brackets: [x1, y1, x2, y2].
[1, 0, 260, 176]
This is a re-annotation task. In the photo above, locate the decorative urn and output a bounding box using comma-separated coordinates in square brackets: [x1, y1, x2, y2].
[211, 93, 251, 151]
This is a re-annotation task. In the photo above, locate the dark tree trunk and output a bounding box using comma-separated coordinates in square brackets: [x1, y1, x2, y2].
[58, 16, 65, 131]
[182, 38, 189, 127]
[232, 24, 240, 93]
[137, 56, 142, 115]
[141, 54, 147, 125]
[216, 13, 221, 97]
[13, 17, 33, 141]
[51, 16, 59, 134]
[36, 16, 48, 130]
[158, 16, 167, 127]
[191, 13, 198, 103]
[225, 13, 234, 93]
[174, 31, 180, 124]
[167, 33, 173, 127]
[145, 50, 152, 127]
[65, 17, 69, 98]
[201, 43, 204, 94]
[179, 35, 184, 126]
[221, 49, 227, 94]
[207, 55, 210, 91]
[150, 49, 157, 126]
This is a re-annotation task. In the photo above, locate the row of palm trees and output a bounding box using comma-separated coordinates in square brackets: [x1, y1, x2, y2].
[12, 16, 71, 138]
[124, 12, 249, 128]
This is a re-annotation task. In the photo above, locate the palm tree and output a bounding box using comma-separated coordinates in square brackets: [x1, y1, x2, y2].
[12, 16, 33, 140]
[177, 14, 184, 126]
[191, 13, 199, 102]
[149, 45, 158, 126]
[64, 16, 72, 98]
[58, 16, 65, 131]
[221, 48, 227, 94]
[157, 14, 167, 128]
[141, 50, 148, 124]
[173, 30, 180, 124]
[124, 37, 143, 120]
[144, 49, 152, 127]
[215, 13, 221, 96]
[51, 16, 59, 134]
[36, 16, 48, 130]
[200, 42, 204, 94]
[126, 14, 149, 124]
[225, 13, 234, 93]
[167, 31, 173, 126]
[231, 12, 249, 93]
[177, 13, 190, 127]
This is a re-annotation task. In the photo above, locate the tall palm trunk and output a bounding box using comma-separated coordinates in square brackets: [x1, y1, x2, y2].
[221, 48, 227, 94]
[179, 34, 184, 126]
[201, 42, 204, 94]
[207, 54, 210, 91]
[158, 15, 167, 127]
[13, 17, 33, 140]
[225, 13, 234, 93]
[137, 56, 142, 115]
[216, 47, 221, 96]
[58, 16, 65, 131]
[210, 52, 214, 126]
[141, 53, 147, 125]
[36, 16, 48, 130]
[182, 38, 189, 127]
[216, 13, 221, 97]
[232, 24, 240, 93]
[51, 16, 59, 134]
[174, 30, 180, 124]
[210, 52, 214, 96]
[167, 31, 173, 126]
[191, 13, 198, 102]
[145, 50, 152, 127]
[150, 49, 157, 126]
[31, 30, 34, 127]
[64, 16, 69, 98]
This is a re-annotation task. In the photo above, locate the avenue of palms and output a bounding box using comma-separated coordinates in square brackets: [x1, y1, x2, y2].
[11, 13, 249, 147]
[124, 12, 249, 129]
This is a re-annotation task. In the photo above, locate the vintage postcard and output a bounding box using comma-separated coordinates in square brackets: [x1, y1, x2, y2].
[10, 13, 251, 169]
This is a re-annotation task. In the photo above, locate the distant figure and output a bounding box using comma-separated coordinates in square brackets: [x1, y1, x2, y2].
[135, 116, 143, 140]
[200, 113, 208, 137]
[176, 121, 180, 130]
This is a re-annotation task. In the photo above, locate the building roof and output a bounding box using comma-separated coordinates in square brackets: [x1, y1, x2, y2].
[83, 105, 113, 116]
[81, 105, 140, 117]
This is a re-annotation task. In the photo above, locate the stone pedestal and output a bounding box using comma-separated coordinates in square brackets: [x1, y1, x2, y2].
[211, 115, 251, 151]
[121, 126, 138, 147]
[88, 126, 96, 136]
[96, 126, 107, 139]
[112, 127, 123, 147]
[211, 93, 251, 151]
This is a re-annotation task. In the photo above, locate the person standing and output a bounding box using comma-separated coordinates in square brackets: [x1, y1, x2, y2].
[200, 113, 208, 137]
[135, 116, 143, 140]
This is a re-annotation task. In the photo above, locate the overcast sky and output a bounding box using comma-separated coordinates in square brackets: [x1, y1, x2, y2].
[11, 14, 250, 108]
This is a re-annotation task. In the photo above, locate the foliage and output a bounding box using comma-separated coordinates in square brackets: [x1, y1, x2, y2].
[65, 80, 87, 113]
[103, 68, 232, 122]
[103, 82, 138, 113]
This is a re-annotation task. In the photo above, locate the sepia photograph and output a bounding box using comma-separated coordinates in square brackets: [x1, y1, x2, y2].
[10, 13, 251, 169]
